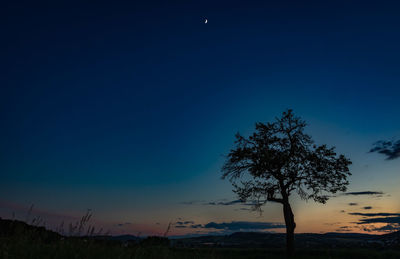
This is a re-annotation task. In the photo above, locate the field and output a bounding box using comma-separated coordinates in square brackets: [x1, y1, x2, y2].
[1, 237, 400, 259]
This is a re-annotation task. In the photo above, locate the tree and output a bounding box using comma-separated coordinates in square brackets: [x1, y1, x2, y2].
[222, 110, 352, 257]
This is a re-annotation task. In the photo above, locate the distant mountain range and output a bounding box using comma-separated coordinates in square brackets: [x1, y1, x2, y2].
[171, 231, 400, 249]
[1, 217, 399, 249]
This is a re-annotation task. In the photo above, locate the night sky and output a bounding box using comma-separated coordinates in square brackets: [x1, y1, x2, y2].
[1, 1, 400, 236]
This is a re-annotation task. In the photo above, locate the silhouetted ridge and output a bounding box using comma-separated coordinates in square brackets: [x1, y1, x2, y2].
[0, 217, 61, 242]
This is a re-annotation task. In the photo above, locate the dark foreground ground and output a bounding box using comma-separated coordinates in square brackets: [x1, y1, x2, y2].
[2, 239, 400, 259]
[1, 218, 400, 259]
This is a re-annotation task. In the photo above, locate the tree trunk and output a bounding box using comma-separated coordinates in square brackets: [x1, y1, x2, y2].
[283, 202, 296, 258]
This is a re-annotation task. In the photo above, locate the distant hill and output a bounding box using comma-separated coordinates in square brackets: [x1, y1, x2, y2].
[0, 217, 61, 242]
[0, 217, 145, 244]
[378, 230, 400, 247]
[171, 231, 400, 249]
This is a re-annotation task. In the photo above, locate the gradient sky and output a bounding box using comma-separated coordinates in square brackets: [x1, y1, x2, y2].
[1, 0, 400, 236]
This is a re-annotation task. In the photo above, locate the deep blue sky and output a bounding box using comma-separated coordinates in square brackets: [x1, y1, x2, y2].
[1, 1, 400, 235]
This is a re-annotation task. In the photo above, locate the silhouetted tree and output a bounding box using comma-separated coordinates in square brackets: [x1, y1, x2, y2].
[222, 110, 351, 257]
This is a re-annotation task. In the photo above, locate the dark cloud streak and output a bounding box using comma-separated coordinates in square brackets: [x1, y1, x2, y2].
[349, 212, 400, 217]
[180, 199, 262, 207]
[173, 220, 285, 231]
[345, 191, 383, 196]
[115, 222, 131, 227]
[207, 200, 243, 206]
[203, 221, 285, 231]
[357, 216, 400, 224]
[369, 139, 400, 160]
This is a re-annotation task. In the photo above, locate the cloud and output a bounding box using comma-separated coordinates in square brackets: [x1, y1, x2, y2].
[348, 212, 400, 217]
[355, 223, 400, 233]
[175, 225, 187, 228]
[363, 206, 372, 210]
[344, 191, 384, 196]
[206, 200, 243, 206]
[180, 199, 243, 206]
[369, 139, 400, 160]
[115, 222, 131, 227]
[357, 216, 400, 224]
[332, 222, 400, 233]
[336, 226, 352, 232]
[348, 212, 400, 232]
[175, 221, 194, 225]
[371, 224, 400, 232]
[348, 203, 358, 206]
[180, 199, 262, 207]
[203, 221, 285, 231]
[206, 199, 263, 206]
[190, 224, 203, 229]
[173, 220, 285, 231]
[173, 220, 202, 229]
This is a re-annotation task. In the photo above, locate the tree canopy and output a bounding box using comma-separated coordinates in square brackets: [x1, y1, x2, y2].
[222, 110, 351, 208]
